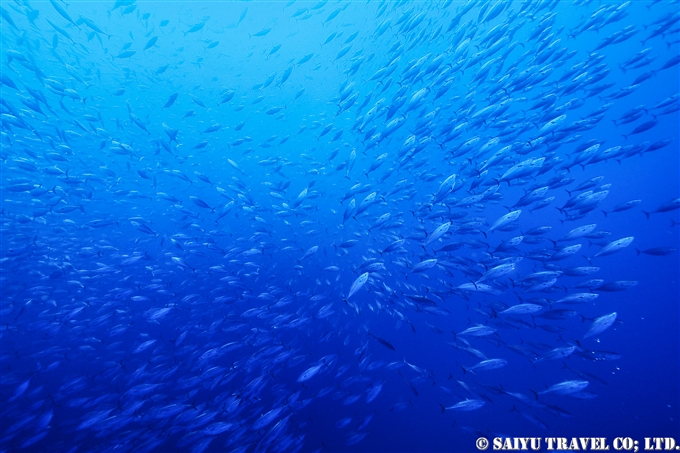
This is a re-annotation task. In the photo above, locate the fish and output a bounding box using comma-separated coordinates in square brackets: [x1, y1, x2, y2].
[347, 272, 369, 299]
[162, 93, 179, 109]
[584, 312, 618, 338]
[498, 304, 543, 316]
[555, 293, 599, 304]
[113, 50, 136, 60]
[144, 36, 159, 51]
[537, 380, 590, 396]
[49, 0, 79, 29]
[184, 21, 206, 35]
[251, 27, 272, 38]
[411, 259, 438, 273]
[636, 247, 676, 256]
[441, 399, 485, 411]
[298, 364, 323, 383]
[643, 198, 680, 218]
[594, 237, 634, 257]
[477, 263, 515, 283]
[425, 222, 450, 246]
[367, 331, 396, 351]
[536, 346, 577, 362]
[489, 210, 521, 232]
[462, 358, 508, 374]
[458, 325, 497, 337]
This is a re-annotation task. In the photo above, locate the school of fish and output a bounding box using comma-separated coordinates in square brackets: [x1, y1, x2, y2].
[1, 0, 679, 451]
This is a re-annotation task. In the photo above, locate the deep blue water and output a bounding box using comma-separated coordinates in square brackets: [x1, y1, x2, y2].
[1, 0, 679, 452]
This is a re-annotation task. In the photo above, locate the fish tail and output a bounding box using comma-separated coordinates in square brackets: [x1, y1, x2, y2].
[642, 210, 650, 219]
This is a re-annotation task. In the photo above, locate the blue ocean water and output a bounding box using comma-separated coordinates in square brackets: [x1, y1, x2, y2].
[1, 0, 679, 452]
